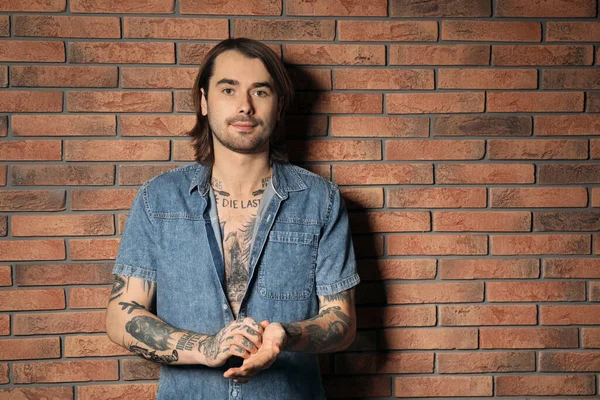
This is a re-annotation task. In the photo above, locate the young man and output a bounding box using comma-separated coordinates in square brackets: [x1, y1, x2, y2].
[106, 38, 360, 400]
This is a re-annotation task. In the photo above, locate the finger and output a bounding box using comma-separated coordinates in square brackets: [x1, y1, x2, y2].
[233, 378, 249, 384]
[242, 317, 263, 334]
[259, 320, 270, 329]
[238, 336, 258, 354]
[233, 325, 262, 347]
[228, 345, 250, 359]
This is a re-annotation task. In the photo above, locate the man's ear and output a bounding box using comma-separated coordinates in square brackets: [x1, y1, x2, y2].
[200, 88, 208, 117]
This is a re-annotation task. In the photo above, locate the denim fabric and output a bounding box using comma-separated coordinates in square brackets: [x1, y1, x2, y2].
[113, 162, 360, 400]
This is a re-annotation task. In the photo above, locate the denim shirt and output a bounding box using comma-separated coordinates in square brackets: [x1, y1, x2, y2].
[113, 162, 360, 400]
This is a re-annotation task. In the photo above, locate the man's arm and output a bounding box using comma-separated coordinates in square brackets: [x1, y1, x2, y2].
[281, 288, 356, 353]
[105, 274, 264, 366]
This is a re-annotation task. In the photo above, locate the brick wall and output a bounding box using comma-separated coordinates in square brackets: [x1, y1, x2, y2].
[1, 0, 600, 398]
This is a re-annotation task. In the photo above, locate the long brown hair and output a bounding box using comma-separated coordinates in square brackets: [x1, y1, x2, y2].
[187, 38, 294, 164]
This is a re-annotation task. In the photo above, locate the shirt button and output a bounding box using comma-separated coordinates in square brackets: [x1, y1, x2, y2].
[232, 389, 239, 397]
[222, 303, 228, 310]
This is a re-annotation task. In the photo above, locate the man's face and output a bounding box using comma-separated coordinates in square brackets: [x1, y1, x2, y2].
[201, 50, 281, 156]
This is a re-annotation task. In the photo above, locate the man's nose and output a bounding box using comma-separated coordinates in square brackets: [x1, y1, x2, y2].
[238, 93, 254, 115]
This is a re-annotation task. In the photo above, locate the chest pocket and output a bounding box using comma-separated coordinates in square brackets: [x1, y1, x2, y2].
[258, 230, 318, 300]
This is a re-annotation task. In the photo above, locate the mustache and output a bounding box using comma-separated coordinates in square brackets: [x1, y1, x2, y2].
[227, 116, 260, 125]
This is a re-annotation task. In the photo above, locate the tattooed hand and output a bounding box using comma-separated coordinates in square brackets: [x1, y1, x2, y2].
[223, 321, 286, 383]
[199, 317, 266, 368]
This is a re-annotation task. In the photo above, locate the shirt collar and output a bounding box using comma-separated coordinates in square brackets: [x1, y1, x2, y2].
[188, 162, 307, 198]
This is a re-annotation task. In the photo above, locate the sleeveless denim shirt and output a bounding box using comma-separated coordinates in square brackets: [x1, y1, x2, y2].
[113, 162, 360, 400]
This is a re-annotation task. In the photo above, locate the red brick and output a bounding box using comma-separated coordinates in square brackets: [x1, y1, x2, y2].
[173, 90, 193, 112]
[496, 375, 595, 396]
[119, 164, 182, 185]
[118, 214, 128, 235]
[0, 240, 65, 262]
[17, 263, 113, 286]
[583, 328, 600, 348]
[12, 65, 118, 88]
[78, 383, 158, 399]
[434, 211, 530, 232]
[0, 288, 65, 311]
[442, 305, 537, 326]
[65, 140, 169, 161]
[438, 68, 537, 89]
[541, 305, 600, 325]
[323, 376, 391, 399]
[0, 216, 5, 237]
[69, 287, 111, 309]
[171, 140, 194, 161]
[334, 69, 433, 90]
[339, 188, 383, 209]
[12, 115, 116, 136]
[495, 0, 597, 17]
[492, 234, 590, 255]
[389, 234, 487, 256]
[350, 211, 429, 233]
[124, 17, 227, 39]
[0, 140, 61, 161]
[489, 139, 587, 160]
[487, 92, 583, 112]
[357, 259, 436, 281]
[178, 43, 281, 65]
[593, 188, 600, 206]
[72, 189, 137, 210]
[335, 353, 433, 374]
[442, 20, 540, 42]
[539, 164, 600, 184]
[11, 215, 114, 237]
[14, 311, 105, 335]
[0, 67, 6, 86]
[0, 266, 10, 286]
[541, 351, 600, 372]
[381, 328, 477, 350]
[386, 282, 483, 304]
[69, 42, 174, 64]
[284, 44, 385, 66]
[544, 258, 600, 278]
[543, 69, 600, 89]
[388, 188, 486, 208]
[1, 0, 66, 11]
[0, 41, 64, 62]
[0, 165, 7, 186]
[338, 21, 437, 42]
[334, 164, 432, 185]
[387, 92, 484, 114]
[0, 363, 6, 384]
[434, 115, 532, 137]
[535, 115, 600, 136]
[0, 190, 65, 211]
[288, 69, 331, 91]
[331, 116, 428, 138]
[488, 281, 585, 302]
[591, 140, 600, 159]
[494, 45, 593, 66]
[12, 165, 115, 186]
[65, 335, 128, 357]
[390, 44, 490, 65]
[0, 337, 60, 360]
[121, 115, 196, 136]
[293, 93, 382, 114]
[395, 376, 492, 397]
[71, 0, 174, 13]
[480, 328, 578, 349]
[0, 387, 73, 399]
[391, 0, 491, 16]
[437, 164, 535, 184]
[122, 359, 161, 381]
[287, 0, 386, 16]
[491, 187, 587, 208]
[547, 22, 600, 42]
[438, 351, 535, 373]
[535, 211, 600, 231]
[180, 0, 281, 15]
[14, 15, 120, 38]
[439, 258, 540, 279]
[288, 140, 381, 162]
[14, 360, 118, 383]
[0, 91, 63, 113]
[67, 91, 172, 113]
[357, 306, 435, 329]
[234, 19, 333, 41]
[69, 238, 120, 261]
[386, 139, 484, 160]
[0, 17, 6, 37]
[122, 67, 198, 89]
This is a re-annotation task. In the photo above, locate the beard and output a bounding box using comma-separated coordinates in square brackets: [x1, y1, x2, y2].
[207, 113, 274, 155]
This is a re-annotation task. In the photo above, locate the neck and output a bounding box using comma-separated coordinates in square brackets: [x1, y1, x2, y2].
[211, 150, 272, 196]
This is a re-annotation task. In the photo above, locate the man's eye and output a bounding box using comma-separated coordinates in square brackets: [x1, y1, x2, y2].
[222, 88, 234, 95]
[254, 90, 268, 97]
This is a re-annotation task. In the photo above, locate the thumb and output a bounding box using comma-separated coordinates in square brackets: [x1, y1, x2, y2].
[259, 320, 270, 329]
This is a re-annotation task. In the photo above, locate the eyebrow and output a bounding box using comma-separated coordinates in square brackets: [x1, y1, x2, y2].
[215, 78, 273, 90]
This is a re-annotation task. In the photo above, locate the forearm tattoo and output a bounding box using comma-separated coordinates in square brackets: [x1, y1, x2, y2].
[176, 332, 205, 352]
[125, 315, 179, 351]
[129, 345, 179, 364]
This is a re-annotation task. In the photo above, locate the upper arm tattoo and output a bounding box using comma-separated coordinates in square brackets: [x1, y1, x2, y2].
[110, 274, 128, 302]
